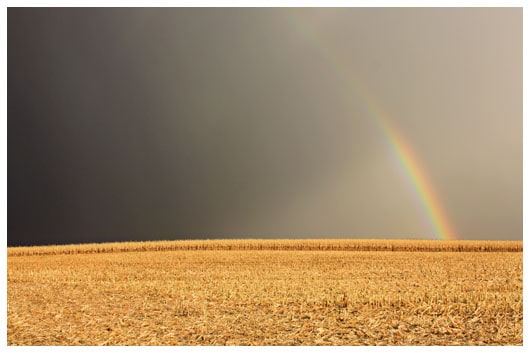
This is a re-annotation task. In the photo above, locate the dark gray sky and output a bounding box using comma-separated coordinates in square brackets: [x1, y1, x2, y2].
[8, 8, 522, 246]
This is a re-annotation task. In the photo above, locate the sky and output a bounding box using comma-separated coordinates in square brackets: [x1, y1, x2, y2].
[7, 7, 522, 246]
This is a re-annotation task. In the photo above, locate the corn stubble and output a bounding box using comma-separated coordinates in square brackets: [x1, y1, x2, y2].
[8, 239, 522, 345]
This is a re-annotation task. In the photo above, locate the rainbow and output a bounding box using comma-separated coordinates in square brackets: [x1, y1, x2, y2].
[377, 119, 457, 240]
[282, 11, 457, 240]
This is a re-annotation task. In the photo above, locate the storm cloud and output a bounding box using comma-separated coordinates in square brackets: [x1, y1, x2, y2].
[8, 8, 522, 246]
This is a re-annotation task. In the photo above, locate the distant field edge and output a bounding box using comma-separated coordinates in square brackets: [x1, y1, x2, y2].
[7, 239, 522, 256]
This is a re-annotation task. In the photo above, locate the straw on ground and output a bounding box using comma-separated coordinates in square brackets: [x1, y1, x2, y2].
[8, 239, 522, 345]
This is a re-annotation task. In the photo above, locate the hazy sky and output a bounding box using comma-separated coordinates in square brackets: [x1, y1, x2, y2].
[8, 8, 522, 246]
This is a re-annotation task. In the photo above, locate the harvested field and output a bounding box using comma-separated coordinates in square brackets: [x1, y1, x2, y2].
[7, 239, 522, 345]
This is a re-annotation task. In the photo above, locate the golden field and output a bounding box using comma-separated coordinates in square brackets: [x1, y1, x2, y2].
[7, 239, 522, 345]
